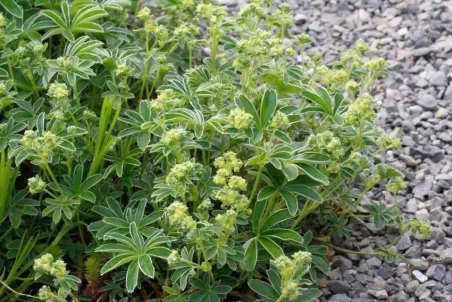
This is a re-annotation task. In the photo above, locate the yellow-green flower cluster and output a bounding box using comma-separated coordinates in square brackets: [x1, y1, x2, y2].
[408, 220, 432, 238]
[227, 176, 247, 191]
[50, 259, 67, 280]
[151, 89, 183, 111]
[297, 33, 313, 47]
[273, 251, 312, 300]
[137, 7, 151, 21]
[47, 82, 69, 100]
[0, 13, 6, 27]
[213, 153, 250, 214]
[330, 70, 349, 86]
[355, 39, 368, 55]
[161, 128, 186, 146]
[21, 130, 58, 162]
[34, 254, 67, 280]
[345, 94, 375, 125]
[83, 109, 97, 121]
[345, 80, 359, 92]
[215, 209, 237, 234]
[365, 58, 387, 77]
[236, 29, 270, 57]
[238, 2, 265, 19]
[33, 253, 54, 274]
[167, 201, 196, 232]
[38, 285, 56, 301]
[386, 177, 406, 195]
[167, 250, 180, 266]
[116, 59, 133, 77]
[56, 56, 74, 70]
[196, 4, 226, 24]
[228, 108, 253, 129]
[271, 111, 290, 129]
[144, 20, 157, 33]
[174, 23, 199, 41]
[215, 188, 250, 214]
[181, 0, 195, 8]
[213, 152, 243, 184]
[197, 198, 213, 212]
[28, 175, 46, 195]
[307, 131, 345, 159]
[271, 3, 294, 29]
[166, 161, 200, 185]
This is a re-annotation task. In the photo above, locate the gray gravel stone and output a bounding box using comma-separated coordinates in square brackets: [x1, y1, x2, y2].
[328, 280, 351, 294]
[413, 270, 428, 283]
[440, 248, 452, 264]
[416, 94, 437, 110]
[426, 264, 446, 281]
[430, 71, 448, 86]
[407, 280, 420, 293]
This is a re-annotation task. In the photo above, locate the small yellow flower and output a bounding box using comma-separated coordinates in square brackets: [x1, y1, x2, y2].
[167, 250, 180, 265]
[33, 254, 54, 273]
[271, 111, 290, 129]
[47, 82, 69, 99]
[345, 80, 359, 91]
[345, 94, 375, 124]
[28, 175, 46, 195]
[50, 259, 67, 280]
[228, 108, 253, 129]
[355, 39, 368, 55]
[0, 13, 6, 27]
[228, 176, 247, 191]
[137, 7, 151, 21]
[38, 286, 55, 301]
[215, 210, 237, 233]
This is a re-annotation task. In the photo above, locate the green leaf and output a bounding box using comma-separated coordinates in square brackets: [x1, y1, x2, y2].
[311, 255, 330, 276]
[137, 131, 150, 150]
[126, 260, 139, 293]
[292, 153, 330, 164]
[248, 279, 279, 300]
[259, 237, 283, 259]
[100, 254, 136, 275]
[282, 163, 299, 181]
[188, 290, 207, 302]
[213, 285, 231, 294]
[58, 140, 76, 152]
[283, 185, 323, 203]
[244, 238, 258, 271]
[253, 199, 267, 231]
[281, 191, 298, 215]
[296, 288, 322, 302]
[235, 94, 259, 126]
[297, 163, 329, 185]
[301, 88, 332, 115]
[81, 174, 103, 191]
[262, 228, 303, 243]
[257, 186, 277, 201]
[0, 0, 23, 18]
[260, 89, 277, 128]
[138, 255, 154, 278]
[148, 247, 171, 259]
[260, 209, 293, 232]
[190, 278, 207, 290]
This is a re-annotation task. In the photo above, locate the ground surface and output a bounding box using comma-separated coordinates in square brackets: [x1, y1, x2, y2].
[219, 0, 452, 301]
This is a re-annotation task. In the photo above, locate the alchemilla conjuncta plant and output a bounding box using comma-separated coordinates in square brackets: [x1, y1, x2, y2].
[0, 0, 431, 301]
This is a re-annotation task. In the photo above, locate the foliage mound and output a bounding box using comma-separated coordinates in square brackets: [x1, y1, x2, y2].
[0, 0, 430, 301]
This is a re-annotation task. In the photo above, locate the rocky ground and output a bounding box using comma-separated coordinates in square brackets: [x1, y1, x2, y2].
[219, 0, 452, 301]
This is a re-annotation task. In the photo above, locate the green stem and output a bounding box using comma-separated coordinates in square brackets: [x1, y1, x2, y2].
[43, 163, 63, 195]
[249, 164, 264, 202]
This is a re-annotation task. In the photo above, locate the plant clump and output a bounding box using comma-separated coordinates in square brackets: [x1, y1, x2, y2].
[0, 0, 429, 301]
